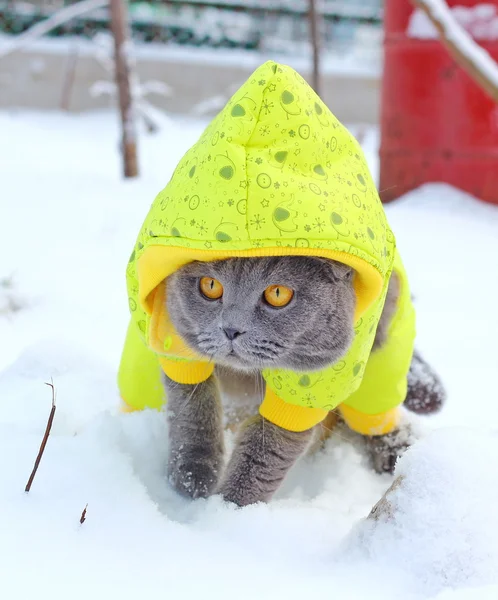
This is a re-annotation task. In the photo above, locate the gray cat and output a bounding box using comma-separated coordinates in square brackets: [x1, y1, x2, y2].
[164, 256, 444, 506]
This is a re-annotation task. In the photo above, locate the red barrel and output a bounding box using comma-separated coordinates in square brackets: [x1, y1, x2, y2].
[380, 0, 498, 204]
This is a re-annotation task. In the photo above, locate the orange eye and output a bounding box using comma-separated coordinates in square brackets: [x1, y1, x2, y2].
[200, 277, 223, 300]
[264, 285, 294, 308]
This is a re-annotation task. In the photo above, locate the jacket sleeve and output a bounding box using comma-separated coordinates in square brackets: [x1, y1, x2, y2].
[339, 254, 416, 435]
[159, 356, 214, 384]
[118, 319, 214, 413]
[259, 387, 328, 432]
[338, 404, 401, 435]
[118, 318, 166, 412]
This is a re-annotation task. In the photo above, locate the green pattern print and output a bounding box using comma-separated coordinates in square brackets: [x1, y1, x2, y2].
[129, 61, 392, 267]
[125, 60, 400, 412]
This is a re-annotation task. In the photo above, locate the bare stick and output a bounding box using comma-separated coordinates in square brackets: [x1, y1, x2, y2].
[110, 0, 139, 178]
[25, 381, 57, 493]
[308, 0, 321, 95]
[80, 504, 88, 525]
[412, 0, 498, 103]
[60, 45, 79, 111]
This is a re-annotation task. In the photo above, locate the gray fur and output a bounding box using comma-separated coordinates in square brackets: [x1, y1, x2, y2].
[365, 419, 417, 474]
[215, 366, 263, 428]
[372, 270, 400, 351]
[164, 373, 224, 499]
[166, 256, 356, 373]
[217, 415, 313, 506]
[165, 256, 356, 504]
[163, 256, 443, 504]
[404, 349, 446, 414]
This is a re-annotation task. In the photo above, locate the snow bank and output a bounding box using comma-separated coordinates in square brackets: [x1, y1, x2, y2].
[1, 111, 498, 599]
[0, 339, 399, 600]
[344, 428, 498, 595]
[434, 585, 498, 599]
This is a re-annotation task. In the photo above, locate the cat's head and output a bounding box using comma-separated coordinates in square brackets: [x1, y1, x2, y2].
[166, 256, 356, 372]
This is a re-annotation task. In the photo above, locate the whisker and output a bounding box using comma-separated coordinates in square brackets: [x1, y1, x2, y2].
[247, 351, 276, 361]
[167, 380, 202, 425]
[316, 410, 361, 445]
[260, 373, 266, 459]
[259, 339, 287, 350]
[196, 333, 213, 342]
[252, 342, 280, 351]
[251, 347, 279, 357]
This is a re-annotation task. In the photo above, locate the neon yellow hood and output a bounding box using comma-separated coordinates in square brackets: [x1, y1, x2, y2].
[126, 61, 398, 412]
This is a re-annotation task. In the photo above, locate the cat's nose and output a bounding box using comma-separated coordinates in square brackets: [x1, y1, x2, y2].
[223, 327, 244, 341]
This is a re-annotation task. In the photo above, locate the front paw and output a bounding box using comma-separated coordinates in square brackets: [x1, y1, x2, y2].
[218, 479, 264, 508]
[365, 426, 414, 475]
[168, 448, 222, 499]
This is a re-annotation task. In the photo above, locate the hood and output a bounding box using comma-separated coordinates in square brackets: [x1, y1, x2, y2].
[126, 61, 396, 357]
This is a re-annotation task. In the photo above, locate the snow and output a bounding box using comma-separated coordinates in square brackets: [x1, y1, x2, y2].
[408, 4, 498, 41]
[407, 0, 498, 92]
[347, 429, 498, 593]
[1, 110, 498, 599]
[434, 586, 498, 600]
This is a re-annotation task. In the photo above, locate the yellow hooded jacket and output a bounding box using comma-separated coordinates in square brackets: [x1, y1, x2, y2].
[118, 61, 416, 435]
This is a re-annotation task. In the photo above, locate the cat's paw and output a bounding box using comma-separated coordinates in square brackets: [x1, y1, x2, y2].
[365, 425, 415, 475]
[168, 458, 220, 499]
[405, 350, 446, 415]
[168, 448, 221, 500]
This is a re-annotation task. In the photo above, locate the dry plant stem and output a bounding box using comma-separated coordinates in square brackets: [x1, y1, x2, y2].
[368, 476, 405, 521]
[60, 45, 79, 111]
[412, 0, 498, 103]
[308, 0, 321, 95]
[110, 0, 139, 178]
[25, 381, 57, 493]
[80, 504, 88, 525]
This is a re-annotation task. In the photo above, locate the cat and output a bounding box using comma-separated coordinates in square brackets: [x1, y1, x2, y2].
[119, 61, 446, 507]
[163, 255, 445, 506]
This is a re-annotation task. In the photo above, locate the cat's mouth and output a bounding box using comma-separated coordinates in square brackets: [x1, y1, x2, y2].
[218, 344, 279, 371]
[191, 332, 283, 370]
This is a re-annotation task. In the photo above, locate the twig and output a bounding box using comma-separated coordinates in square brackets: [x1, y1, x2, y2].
[308, 0, 321, 95]
[80, 504, 88, 525]
[110, 0, 139, 177]
[412, 0, 498, 103]
[60, 45, 79, 111]
[25, 380, 57, 493]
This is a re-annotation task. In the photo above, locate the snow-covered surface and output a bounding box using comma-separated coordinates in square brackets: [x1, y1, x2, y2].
[407, 0, 498, 92]
[408, 4, 498, 40]
[348, 429, 498, 593]
[1, 110, 498, 599]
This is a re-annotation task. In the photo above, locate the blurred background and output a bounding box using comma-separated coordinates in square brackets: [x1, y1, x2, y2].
[0, 0, 382, 122]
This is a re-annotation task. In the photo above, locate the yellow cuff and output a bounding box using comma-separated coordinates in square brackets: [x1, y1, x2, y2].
[259, 387, 328, 432]
[120, 400, 138, 413]
[159, 357, 214, 385]
[339, 404, 400, 435]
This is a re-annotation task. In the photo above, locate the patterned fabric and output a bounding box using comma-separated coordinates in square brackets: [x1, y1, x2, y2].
[122, 61, 414, 417]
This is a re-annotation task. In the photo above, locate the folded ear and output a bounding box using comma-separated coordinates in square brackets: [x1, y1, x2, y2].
[310, 257, 354, 283]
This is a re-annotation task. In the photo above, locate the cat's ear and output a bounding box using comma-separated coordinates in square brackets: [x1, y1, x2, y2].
[313, 258, 354, 283]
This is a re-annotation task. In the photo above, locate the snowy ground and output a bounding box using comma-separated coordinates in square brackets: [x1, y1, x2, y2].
[1, 110, 498, 600]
